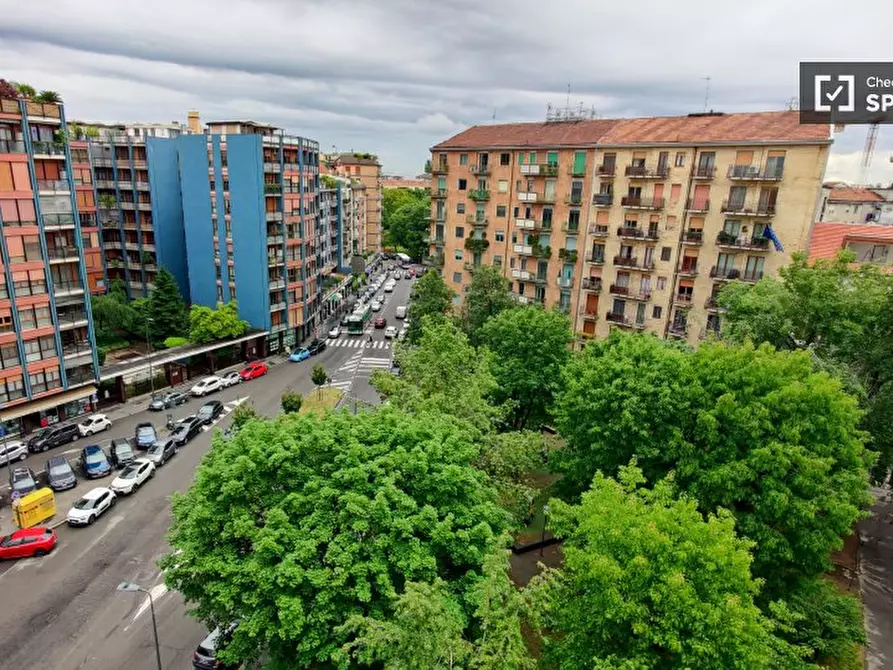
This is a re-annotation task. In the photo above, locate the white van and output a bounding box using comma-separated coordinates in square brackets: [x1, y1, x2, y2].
[395, 305, 407, 319]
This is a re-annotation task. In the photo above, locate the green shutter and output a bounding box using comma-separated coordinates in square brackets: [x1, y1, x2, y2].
[518, 152, 525, 164]
[547, 151, 558, 166]
[573, 151, 586, 173]
[529, 152, 537, 164]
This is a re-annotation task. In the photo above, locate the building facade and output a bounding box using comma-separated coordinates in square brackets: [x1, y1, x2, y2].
[178, 121, 320, 353]
[0, 96, 100, 436]
[818, 186, 893, 225]
[328, 153, 381, 252]
[809, 221, 893, 269]
[430, 111, 830, 346]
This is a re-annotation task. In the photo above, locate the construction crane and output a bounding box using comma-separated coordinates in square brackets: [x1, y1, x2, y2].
[861, 123, 879, 183]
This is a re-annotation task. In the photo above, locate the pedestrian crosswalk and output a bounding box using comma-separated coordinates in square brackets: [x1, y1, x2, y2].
[327, 353, 393, 395]
[328, 338, 391, 349]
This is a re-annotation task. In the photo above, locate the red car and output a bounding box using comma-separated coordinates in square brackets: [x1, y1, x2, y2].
[239, 361, 268, 381]
[373, 316, 386, 328]
[0, 527, 57, 560]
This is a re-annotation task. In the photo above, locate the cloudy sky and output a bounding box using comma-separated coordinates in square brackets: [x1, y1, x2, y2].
[2, 0, 892, 184]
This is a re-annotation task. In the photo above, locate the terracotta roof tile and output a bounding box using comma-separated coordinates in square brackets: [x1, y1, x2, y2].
[434, 111, 830, 150]
[382, 178, 429, 189]
[826, 187, 886, 203]
[808, 222, 893, 263]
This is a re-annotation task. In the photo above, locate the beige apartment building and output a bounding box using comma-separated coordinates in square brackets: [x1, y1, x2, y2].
[328, 153, 382, 252]
[429, 111, 830, 345]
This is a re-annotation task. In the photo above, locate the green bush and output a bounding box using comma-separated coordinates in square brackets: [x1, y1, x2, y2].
[231, 404, 258, 431]
[281, 390, 303, 414]
[162, 336, 189, 349]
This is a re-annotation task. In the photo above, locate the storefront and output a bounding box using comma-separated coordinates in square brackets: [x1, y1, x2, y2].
[0, 385, 98, 438]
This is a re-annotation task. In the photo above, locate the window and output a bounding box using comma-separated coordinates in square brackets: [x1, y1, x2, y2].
[498, 179, 508, 193]
[452, 272, 462, 283]
[500, 153, 510, 166]
[223, 180, 229, 191]
[674, 152, 685, 167]
[660, 247, 671, 262]
[454, 249, 463, 260]
[723, 219, 741, 236]
[745, 256, 765, 281]
[496, 205, 507, 217]
[652, 305, 663, 319]
[458, 179, 467, 191]
[220, 151, 227, 167]
[456, 226, 465, 239]
[459, 154, 468, 166]
[456, 202, 465, 214]
[493, 255, 503, 267]
[18, 308, 36, 330]
[656, 277, 667, 291]
[495, 230, 505, 242]
[0, 343, 19, 369]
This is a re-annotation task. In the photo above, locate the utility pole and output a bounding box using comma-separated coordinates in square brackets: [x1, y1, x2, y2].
[146, 316, 155, 397]
[702, 76, 711, 112]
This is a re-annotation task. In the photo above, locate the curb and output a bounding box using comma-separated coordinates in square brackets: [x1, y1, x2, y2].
[49, 517, 68, 529]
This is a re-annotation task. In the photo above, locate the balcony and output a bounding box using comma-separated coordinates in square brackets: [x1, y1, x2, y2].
[466, 214, 488, 227]
[511, 268, 533, 281]
[684, 198, 710, 212]
[468, 189, 490, 201]
[606, 311, 633, 327]
[263, 162, 282, 173]
[565, 193, 585, 206]
[517, 191, 538, 203]
[558, 249, 578, 264]
[118, 181, 134, 191]
[266, 211, 283, 222]
[91, 157, 114, 168]
[682, 229, 703, 245]
[613, 255, 656, 271]
[47, 248, 82, 264]
[53, 279, 85, 296]
[589, 224, 610, 237]
[625, 165, 669, 179]
[37, 179, 70, 193]
[616, 226, 660, 241]
[79, 213, 97, 227]
[264, 183, 282, 195]
[137, 202, 151, 211]
[677, 262, 699, 277]
[596, 164, 616, 177]
[431, 163, 448, 175]
[673, 293, 694, 308]
[727, 165, 784, 181]
[119, 201, 135, 210]
[621, 196, 665, 210]
[25, 101, 62, 121]
[715, 231, 772, 250]
[582, 277, 603, 292]
[61, 343, 93, 365]
[692, 165, 716, 180]
[57, 311, 89, 330]
[31, 141, 66, 158]
[520, 163, 558, 177]
[609, 284, 651, 301]
[135, 181, 150, 191]
[556, 275, 574, 288]
[268, 254, 285, 266]
[269, 301, 287, 312]
[515, 218, 536, 231]
[463, 261, 480, 273]
[469, 164, 490, 176]
[742, 270, 764, 283]
[42, 213, 76, 230]
[668, 323, 689, 338]
[431, 188, 447, 199]
[709, 266, 740, 281]
[592, 194, 614, 207]
[0, 140, 27, 154]
[561, 221, 582, 234]
[567, 166, 587, 177]
[587, 254, 606, 265]
[267, 235, 285, 245]
[720, 200, 776, 217]
[705, 296, 726, 312]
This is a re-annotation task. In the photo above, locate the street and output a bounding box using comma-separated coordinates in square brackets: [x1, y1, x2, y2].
[0, 273, 412, 670]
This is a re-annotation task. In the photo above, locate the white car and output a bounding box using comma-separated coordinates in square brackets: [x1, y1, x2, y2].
[384, 326, 398, 339]
[0, 440, 27, 466]
[328, 326, 341, 338]
[220, 371, 242, 388]
[190, 376, 223, 397]
[78, 414, 112, 437]
[110, 458, 155, 495]
[383, 283, 395, 293]
[67, 487, 116, 526]
[371, 301, 382, 312]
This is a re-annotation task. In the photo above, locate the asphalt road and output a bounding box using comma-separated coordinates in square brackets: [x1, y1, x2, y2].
[0, 272, 412, 670]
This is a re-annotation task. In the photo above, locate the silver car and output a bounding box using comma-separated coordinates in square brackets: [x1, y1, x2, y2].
[0, 440, 27, 466]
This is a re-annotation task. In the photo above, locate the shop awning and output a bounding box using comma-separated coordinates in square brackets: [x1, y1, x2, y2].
[0, 385, 96, 423]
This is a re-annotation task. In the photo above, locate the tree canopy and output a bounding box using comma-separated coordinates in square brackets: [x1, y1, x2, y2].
[147, 267, 188, 346]
[460, 264, 517, 344]
[532, 463, 806, 669]
[479, 307, 572, 429]
[188, 301, 249, 343]
[405, 270, 454, 344]
[382, 188, 431, 259]
[162, 408, 510, 668]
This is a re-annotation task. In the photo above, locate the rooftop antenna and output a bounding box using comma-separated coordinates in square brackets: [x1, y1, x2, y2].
[566, 84, 571, 107]
[702, 76, 711, 112]
[492, 108, 496, 121]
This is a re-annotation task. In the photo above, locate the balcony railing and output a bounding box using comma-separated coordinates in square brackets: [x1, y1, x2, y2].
[616, 226, 660, 241]
[668, 323, 688, 337]
[515, 218, 536, 230]
[609, 284, 651, 301]
[709, 266, 740, 280]
[511, 269, 533, 281]
[589, 224, 610, 237]
[592, 193, 614, 207]
[606, 311, 632, 327]
[25, 102, 62, 120]
[42, 213, 76, 229]
[566, 193, 585, 206]
[57, 311, 89, 329]
[742, 270, 764, 283]
[46, 247, 82, 263]
[468, 189, 491, 201]
[682, 229, 703, 244]
[621, 196, 665, 210]
[561, 221, 581, 234]
[705, 297, 726, 311]
[31, 141, 66, 157]
[558, 248, 578, 263]
[727, 165, 784, 181]
[269, 301, 287, 312]
[582, 277, 603, 292]
[587, 254, 606, 265]
[674, 293, 694, 307]
[431, 188, 447, 199]
[567, 166, 587, 177]
[715, 231, 772, 250]
[720, 200, 776, 216]
[613, 255, 656, 271]
[625, 165, 669, 179]
[596, 164, 616, 177]
[466, 214, 488, 226]
[520, 163, 558, 177]
[431, 163, 448, 175]
[52, 279, 85, 295]
[61, 343, 94, 362]
[692, 165, 716, 179]
[677, 263, 699, 277]
[684, 198, 710, 212]
[0, 140, 27, 154]
[469, 164, 490, 175]
[266, 211, 283, 222]
[37, 179, 70, 192]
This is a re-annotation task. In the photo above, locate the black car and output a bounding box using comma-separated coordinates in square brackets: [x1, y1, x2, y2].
[45, 456, 77, 491]
[9, 467, 37, 497]
[109, 438, 136, 469]
[27, 423, 80, 453]
[306, 339, 327, 355]
[196, 401, 224, 426]
[134, 422, 157, 450]
[146, 438, 178, 467]
[148, 391, 189, 412]
[193, 624, 239, 670]
[171, 418, 203, 446]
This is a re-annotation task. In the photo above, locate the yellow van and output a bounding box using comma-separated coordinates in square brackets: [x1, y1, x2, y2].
[12, 488, 56, 529]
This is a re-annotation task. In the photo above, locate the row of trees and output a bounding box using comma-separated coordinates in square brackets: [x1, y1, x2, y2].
[0, 80, 62, 103]
[381, 187, 431, 260]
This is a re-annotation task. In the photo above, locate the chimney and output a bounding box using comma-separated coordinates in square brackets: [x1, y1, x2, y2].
[187, 110, 201, 134]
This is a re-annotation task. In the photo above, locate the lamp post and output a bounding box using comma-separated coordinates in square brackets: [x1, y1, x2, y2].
[539, 504, 550, 557]
[145, 316, 155, 397]
[117, 581, 163, 670]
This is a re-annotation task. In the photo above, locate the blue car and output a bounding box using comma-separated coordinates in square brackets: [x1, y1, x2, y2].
[288, 348, 310, 362]
[80, 445, 112, 479]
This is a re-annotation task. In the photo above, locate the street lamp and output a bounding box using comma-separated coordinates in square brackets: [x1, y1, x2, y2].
[145, 316, 155, 397]
[539, 504, 550, 557]
[117, 581, 163, 670]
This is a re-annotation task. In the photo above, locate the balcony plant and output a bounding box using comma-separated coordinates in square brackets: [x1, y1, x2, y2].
[716, 230, 737, 245]
[99, 194, 117, 210]
[532, 243, 552, 259]
[464, 237, 490, 253]
[559, 248, 578, 263]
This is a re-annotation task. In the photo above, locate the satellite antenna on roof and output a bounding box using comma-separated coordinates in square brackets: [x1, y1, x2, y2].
[702, 76, 711, 112]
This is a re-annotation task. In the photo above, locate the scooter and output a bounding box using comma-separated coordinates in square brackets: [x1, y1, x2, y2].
[165, 413, 175, 431]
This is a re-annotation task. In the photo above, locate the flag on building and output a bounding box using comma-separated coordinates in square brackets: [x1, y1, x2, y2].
[763, 225, 784, 252]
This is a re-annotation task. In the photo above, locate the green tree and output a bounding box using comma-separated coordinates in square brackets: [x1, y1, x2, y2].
[480, 307, 572, 429]
[382, 188, 431, 258]
[188, 301, 249, 343]
[311, 363, 328, 398]
[424, 159, 432, 173]
[530, 463, 807, 669]
[460, 265, 516, 344]
[148, 267, 188, 346]
[280, 389, 303, 414]
[405, 270, 454, 344]
[162, 408, 510, 668]
[230, 403, 258, 430]
[11, 82, 35, 98]
[33, 90, 61, 103]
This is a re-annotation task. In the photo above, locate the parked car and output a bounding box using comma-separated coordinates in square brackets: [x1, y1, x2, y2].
[0, 440, 28, 466]
[171, 418, 203, 446]
[148, 391, 189, 411]
[80, 445, 112, 479]
[109, 438, 136, 469]
[196, 401, 224, 426]
[393, 270, 402, 280]
[45, 455, 77, 491]
[340, 314, 351, 327]
[383, 283, 395, 293]
[221, 371, 242, 388]
[371, 301, 382, 312]
[328, 326, 341, 338]
[190, 376, 224, 397]
[78, 414, 112, 437]
[67, 487, 116, 526]
[9, 467, 37, 497]
[193, 624, 239, 670]
[110, 459, 155, 495]
[384, 326, 398, 339]
[289, 348, 310, 362]
[399, 326, 408, 340]
[134, 422, 157, 450]
[146, 438, 178, 467]
[395, 305, 407, 319]
[0, 527, 57, 560]
[374, 316, 386, 328]
[306, 339, 327, 355]
[27, 423, 80, 453]
[239, 361, 268, 381]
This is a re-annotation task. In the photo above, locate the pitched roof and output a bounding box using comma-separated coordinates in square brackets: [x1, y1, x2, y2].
[381, 178, 429, 189]
[826, 187, 886, 203]
[332, 153, 380, 166]
[808, 222, 893, 263]
[433, 111, 830, 150]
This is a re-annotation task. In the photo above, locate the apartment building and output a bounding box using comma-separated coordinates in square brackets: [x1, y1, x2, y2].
[327, 153, 381, 252]
[818, 186, 893, 225]
[68, 138, 104, 293]
[430, 111, 830, 345]
[87, 122, 190, 300]
[319, 186, 342, 275]
[809, 222, 893, 269]
[0, 95, 100, 436]
[177, 120, 320, 353]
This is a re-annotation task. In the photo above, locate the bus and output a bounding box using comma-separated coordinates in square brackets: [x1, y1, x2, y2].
[347, 305, 372, 335]
[395, 252, 412, 267]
